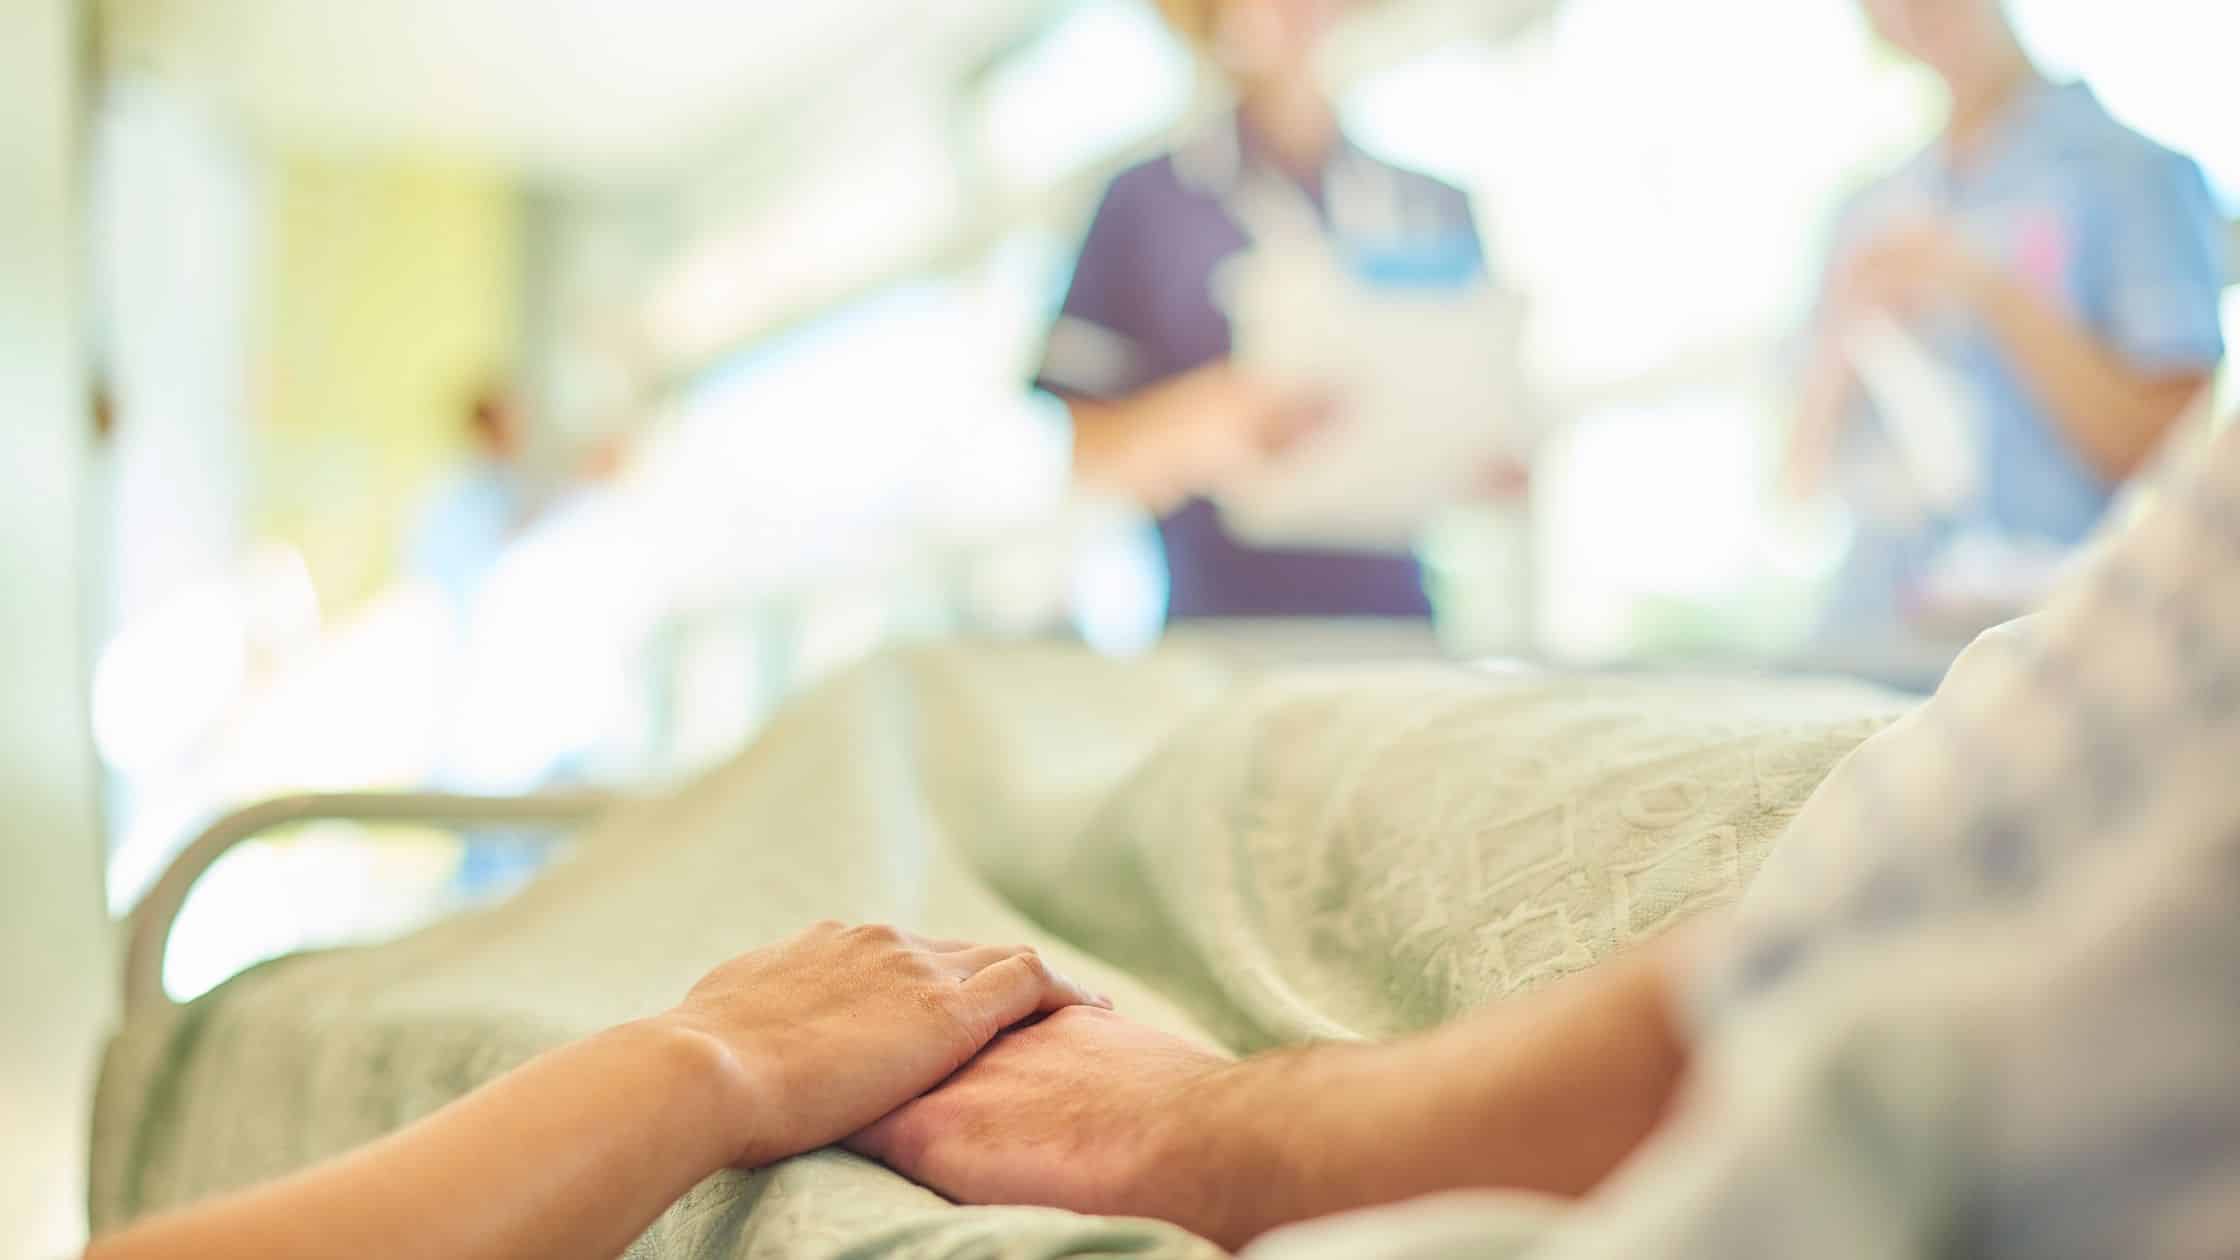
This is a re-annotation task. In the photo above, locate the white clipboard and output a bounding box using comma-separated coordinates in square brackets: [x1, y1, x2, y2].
[1844, 313, 1983, 518]
[1211, 212, 1529, 551]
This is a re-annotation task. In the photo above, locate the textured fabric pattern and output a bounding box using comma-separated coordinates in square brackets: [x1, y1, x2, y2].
[1255, 422, 2240, 1260]
[965, 665, 1897, 1052]
[91, 651, 1899, 1258]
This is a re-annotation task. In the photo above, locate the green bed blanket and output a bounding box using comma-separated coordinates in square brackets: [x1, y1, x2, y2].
[91, 646, 1902, 1258]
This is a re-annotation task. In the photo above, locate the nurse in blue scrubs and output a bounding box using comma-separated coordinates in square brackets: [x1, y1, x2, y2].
[1787, 0, 2229, 626]
[1037, 0, 1487, 622]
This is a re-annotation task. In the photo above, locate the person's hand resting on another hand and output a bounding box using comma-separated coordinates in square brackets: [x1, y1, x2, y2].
[1070, 361, 1333, 514]
[665, 921, 1111, 1169]
[850, 1007, 1250, 1235]
[851, 939, 1700, 1251]
[88, 921, 1108, 1260]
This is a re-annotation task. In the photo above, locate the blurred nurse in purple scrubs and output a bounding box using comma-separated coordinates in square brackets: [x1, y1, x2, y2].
[1039, 0, 1487, 622]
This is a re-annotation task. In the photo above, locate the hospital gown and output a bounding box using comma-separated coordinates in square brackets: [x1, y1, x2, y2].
[1254, 414, 2240, 1258]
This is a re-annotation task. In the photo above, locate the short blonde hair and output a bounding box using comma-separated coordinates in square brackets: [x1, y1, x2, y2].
[1155, 1, 1376, 53]
[1153, 0, 1221, 50]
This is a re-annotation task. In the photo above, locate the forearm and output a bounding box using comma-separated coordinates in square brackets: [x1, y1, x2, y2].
[1169, 935, 1697, 1249]
[1969, 268, 2209, 482]
[87, 1017, 744, 1260]
[1064, 395, 1130, 493]
[1783, 334, 1859, 502]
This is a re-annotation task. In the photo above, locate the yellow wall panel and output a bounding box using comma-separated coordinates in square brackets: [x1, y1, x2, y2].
[257, 158, 521, 610]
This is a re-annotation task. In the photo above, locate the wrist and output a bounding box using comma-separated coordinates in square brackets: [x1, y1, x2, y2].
[1147, 1048, 1376, 1249]
[1068, 402, 1128, 495]
[1070, 398, 1169, 507]
[633, 1013, 773, 1170]
[1142, 1062, 1277, 1246]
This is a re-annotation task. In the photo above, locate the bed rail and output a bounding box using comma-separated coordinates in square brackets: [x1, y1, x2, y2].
[123, 790, 623, 1017]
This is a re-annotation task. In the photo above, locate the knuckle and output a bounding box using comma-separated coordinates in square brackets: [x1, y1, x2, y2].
[1050, 1003, 1109, 1028]
[932, 986, 992, 1042]
[963, 1013, 1000, 1049]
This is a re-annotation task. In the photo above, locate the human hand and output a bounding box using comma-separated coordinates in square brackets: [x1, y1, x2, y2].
[847, 1006, 1243, 1233]
[1074, 361, 1332, 512]
[658, 922, 1108, 1169]
[853, 939, 1700, 1249]
[1471, 455, 1533, 501]
[1828, 219, 1990, 326]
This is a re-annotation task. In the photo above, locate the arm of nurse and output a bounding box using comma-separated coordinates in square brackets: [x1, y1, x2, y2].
[1787, 160, 2228, 499]
[1067, 363, 1330, 512]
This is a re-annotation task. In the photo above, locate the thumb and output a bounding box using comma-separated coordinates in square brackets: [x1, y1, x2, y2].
[843, 1109, 906, 1162]
[1259, 391, 1334, 453]
[957, 950, 1107, 1039]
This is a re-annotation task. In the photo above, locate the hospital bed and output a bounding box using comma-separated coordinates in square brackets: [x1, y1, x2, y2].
[94, 643, 1907, 1258]
[122, 789, 624, 1018]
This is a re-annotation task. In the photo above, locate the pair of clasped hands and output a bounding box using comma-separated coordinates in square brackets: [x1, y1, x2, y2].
[665, 921, 1224, 1211]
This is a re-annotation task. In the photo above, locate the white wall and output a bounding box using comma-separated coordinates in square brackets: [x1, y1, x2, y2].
[0, 0, 114, 1255]
[89, 78, 254, 641]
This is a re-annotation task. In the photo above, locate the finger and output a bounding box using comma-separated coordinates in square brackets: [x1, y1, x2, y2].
[856, 925, 972, 955]
[842, 1111, 902, 1162]
[947, 946, 1118, 1014]
[941, 943, 1040, 975]
[957, 951, 1110, 1038]
[916, 935, 983, 954]
[879, 927, 947, 952]
[1260, 396, 1335, 453]
[844, 1103, 937, 1168]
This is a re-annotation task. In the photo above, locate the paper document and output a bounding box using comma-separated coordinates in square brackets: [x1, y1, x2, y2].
[1212, 233, 1528, 551]
[1845, 314, 1982, 517]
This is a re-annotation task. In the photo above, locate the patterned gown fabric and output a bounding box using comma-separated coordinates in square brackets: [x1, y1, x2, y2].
[92, 650, 1901, 1258]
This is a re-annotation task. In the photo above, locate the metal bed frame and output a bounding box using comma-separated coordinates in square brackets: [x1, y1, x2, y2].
[122, 790, 625, 1017]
